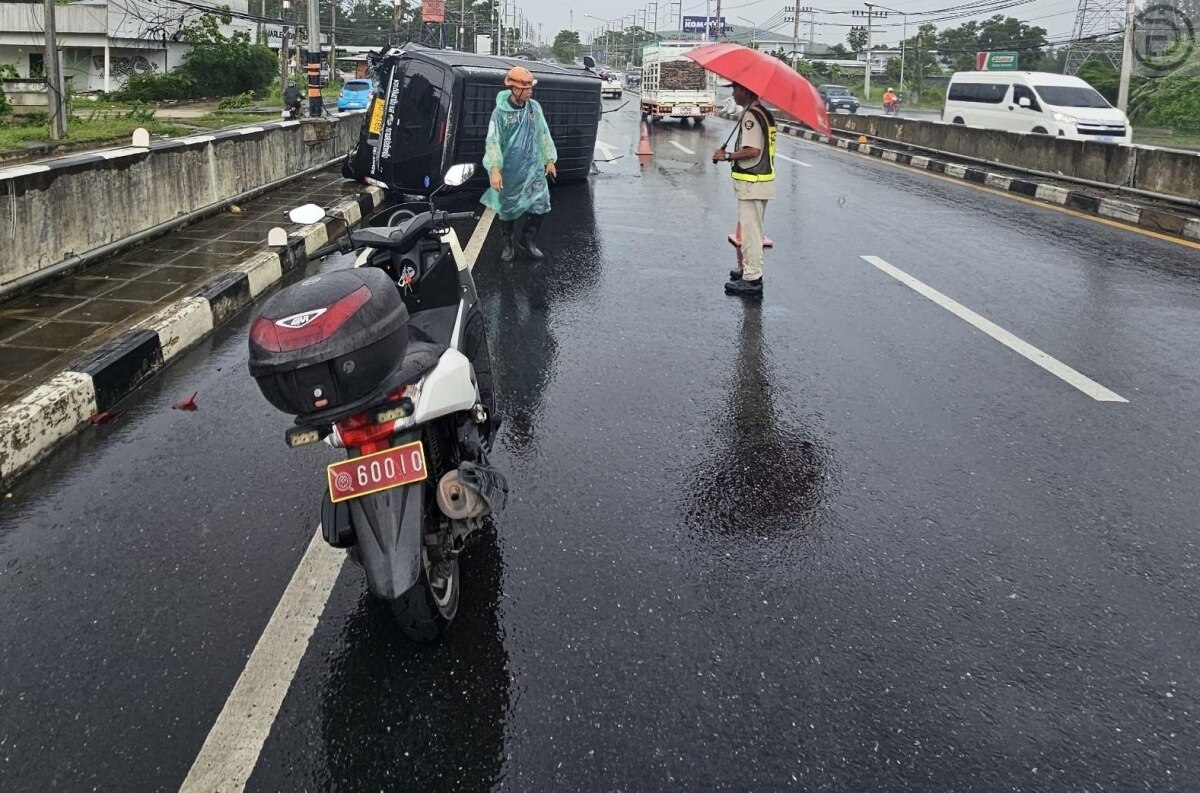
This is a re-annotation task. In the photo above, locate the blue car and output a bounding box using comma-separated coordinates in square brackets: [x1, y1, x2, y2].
[337, 79, 374, 111]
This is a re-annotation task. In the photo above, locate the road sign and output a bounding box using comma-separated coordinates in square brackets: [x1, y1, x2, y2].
[976, 51, 1019, 70]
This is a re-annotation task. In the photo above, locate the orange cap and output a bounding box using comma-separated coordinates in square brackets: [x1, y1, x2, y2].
[504, 66, 537, 88]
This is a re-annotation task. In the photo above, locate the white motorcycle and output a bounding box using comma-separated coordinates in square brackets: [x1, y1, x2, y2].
[248, 164, 505, 641]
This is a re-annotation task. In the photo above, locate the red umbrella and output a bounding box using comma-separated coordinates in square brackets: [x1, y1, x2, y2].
[685, 43, 832, 137]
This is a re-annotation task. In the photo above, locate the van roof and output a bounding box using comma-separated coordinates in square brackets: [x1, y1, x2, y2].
[948, 71, 1092, 86]
[399, 45, 597, 80]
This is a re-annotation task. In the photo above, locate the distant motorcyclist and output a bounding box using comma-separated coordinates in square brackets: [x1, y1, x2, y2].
[481, 66, 558, 263]
[883, 88, 899, 115]
[283, 81, 303, 119]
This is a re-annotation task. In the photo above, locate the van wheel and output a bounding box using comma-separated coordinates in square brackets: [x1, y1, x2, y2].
[1032, 126, 1049, 135]
[952, 117, 965, 125]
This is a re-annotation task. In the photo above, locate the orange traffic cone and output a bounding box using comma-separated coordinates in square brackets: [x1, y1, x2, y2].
[726, 222, 774, 249]
[636, 122, 654, 157]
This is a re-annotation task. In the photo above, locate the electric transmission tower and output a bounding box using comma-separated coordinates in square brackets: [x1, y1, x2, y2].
[1064, 0, 1127, 74]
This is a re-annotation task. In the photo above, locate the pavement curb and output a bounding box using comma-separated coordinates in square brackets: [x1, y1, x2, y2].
[0, 184, 386, 485]
[717, 110, 1200, 243]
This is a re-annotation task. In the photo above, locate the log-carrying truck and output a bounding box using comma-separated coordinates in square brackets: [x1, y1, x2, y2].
[639, 42, 717, 124]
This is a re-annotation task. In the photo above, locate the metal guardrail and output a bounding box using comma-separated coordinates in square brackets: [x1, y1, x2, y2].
[775, 117, 1200, 212]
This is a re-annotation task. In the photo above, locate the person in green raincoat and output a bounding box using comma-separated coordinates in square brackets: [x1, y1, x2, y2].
[481, 66, 558, 263]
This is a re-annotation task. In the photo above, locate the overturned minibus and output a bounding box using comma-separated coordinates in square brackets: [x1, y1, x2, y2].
[343, 46, 603, 195]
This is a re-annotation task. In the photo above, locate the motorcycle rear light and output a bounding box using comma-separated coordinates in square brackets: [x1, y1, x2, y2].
[285, 425, 329, 448]
[372, 384, 417, 424]
[250, 286, 371, 353]
[329, 382, 423, 451]
[334, 413, 395, 450]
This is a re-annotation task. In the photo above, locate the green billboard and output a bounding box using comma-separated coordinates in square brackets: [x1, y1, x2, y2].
[976, 51, 1019, 71]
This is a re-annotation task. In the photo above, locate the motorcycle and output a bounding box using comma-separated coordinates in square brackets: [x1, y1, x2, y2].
[248, 163, 506, 642]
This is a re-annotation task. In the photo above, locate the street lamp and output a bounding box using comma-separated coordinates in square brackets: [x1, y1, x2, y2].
[736, 15, 760, 49]
[583, 12, 623, 67]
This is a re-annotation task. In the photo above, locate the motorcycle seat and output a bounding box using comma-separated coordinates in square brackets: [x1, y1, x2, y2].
[407, 305, 459, 347]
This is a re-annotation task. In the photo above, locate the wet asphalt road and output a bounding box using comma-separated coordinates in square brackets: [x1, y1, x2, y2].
[3, 100, 1200, 792]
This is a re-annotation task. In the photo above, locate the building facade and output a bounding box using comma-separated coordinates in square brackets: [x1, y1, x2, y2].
[0, 0, 260, 93]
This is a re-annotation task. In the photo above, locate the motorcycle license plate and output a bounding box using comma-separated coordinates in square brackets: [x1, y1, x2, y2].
[327, 441, 427, 503]
[367, 99, 385, 135]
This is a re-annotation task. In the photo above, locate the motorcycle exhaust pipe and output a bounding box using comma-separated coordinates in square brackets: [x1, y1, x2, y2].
[436, 462, 509, 521]
[437, 470, 490, 520]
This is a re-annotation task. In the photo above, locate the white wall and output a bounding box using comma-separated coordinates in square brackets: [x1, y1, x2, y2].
[107, 0, 254, 42]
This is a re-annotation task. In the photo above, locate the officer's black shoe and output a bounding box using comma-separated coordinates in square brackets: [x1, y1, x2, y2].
[729, 269, 743, 281]
[724, 277, 763, 297]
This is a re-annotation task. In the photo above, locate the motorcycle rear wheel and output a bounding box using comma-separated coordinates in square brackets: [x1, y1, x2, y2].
[390, 554, 460, 642]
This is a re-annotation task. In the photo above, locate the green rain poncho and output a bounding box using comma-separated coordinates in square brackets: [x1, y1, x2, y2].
[480, 90, 557, 222]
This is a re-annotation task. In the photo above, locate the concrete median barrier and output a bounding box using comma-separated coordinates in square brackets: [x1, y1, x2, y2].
[831, 115, 1200, 205]
[0, 112, 365, 296]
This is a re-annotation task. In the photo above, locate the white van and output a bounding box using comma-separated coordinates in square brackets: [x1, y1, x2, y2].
[942, 71, 1131, 144]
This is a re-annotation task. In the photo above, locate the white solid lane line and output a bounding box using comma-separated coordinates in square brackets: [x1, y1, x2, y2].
[777, 153, 812, 167]
[180, 529, 344, 792]
[859, 255, 1128, 403]
[669, 140, 696, 155]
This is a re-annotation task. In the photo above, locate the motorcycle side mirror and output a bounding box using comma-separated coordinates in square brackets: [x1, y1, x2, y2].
[583, 56, 596, 70]
[443, 163, 476, 187]
[288, 204, 326, 225]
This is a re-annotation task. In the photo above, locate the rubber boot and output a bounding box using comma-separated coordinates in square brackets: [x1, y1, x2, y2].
[499, 220, 515, 263]
[519, 214, 546, 260]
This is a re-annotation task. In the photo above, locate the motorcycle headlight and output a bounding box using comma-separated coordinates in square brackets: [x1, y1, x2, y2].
[1052, 112, 1078, 125]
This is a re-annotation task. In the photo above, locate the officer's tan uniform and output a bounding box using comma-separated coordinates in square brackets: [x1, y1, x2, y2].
[731, 101, 776, 282]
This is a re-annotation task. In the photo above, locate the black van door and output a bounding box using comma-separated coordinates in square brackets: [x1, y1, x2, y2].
[373, 58, 449, 192]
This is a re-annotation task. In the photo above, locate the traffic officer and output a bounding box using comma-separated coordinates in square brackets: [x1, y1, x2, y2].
[712, 82, 776, 297]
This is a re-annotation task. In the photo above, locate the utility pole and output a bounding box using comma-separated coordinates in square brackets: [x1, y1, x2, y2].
[393, 0, 406, 46]
[791, 5, 800, 63]
[307, 0, 323, 116]
[281, 1, 291, 93]
[43, 0, 66, 140]
[714, 0, 722, 39]
[864, 2, 874, 99]
[853, 4, 886, 100]
[914, 32, 922, 100]
[331, 0, 337, 79]
[1117, 0, 1134, 111]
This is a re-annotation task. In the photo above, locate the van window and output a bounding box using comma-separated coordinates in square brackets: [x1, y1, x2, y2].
[1012, 84, 1041, 111]
[947, 82, 1008, 103]
[395, 62, 445, 144]
[1033, 85, 1110, 108]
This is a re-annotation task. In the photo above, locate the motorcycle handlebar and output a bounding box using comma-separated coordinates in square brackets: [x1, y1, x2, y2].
[438, 211, 480, 223]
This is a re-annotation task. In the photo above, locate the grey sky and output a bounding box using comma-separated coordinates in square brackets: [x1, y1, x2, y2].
[510, 0, 1082, 48]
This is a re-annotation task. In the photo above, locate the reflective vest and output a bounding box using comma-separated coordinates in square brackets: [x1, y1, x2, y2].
[731, 103, 777, 183]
